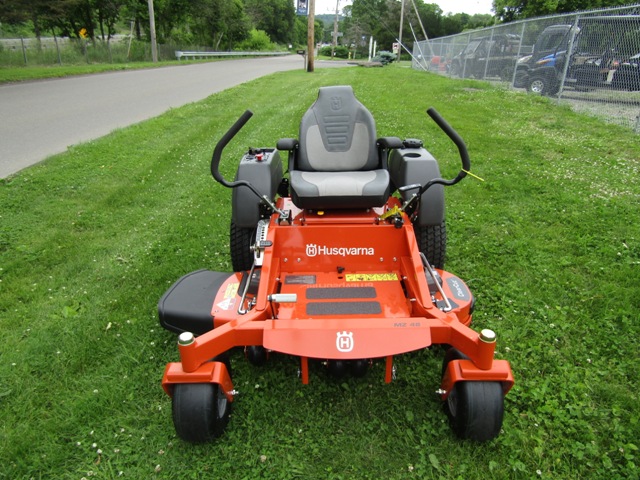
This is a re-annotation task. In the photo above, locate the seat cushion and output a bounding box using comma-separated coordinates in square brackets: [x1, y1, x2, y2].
[290, 169, 391, 209]
[297, 86, 379, 173]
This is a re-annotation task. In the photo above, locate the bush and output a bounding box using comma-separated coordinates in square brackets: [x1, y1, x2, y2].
[236, 29, 275, 52]
[372, 50, 396, 65]
[319, 45, 349, 59]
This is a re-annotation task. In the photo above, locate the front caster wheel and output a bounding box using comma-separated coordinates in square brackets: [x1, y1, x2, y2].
[442, 348, 504, 441]
[444, 381, 504, 442]
[172, 383, 231, 443]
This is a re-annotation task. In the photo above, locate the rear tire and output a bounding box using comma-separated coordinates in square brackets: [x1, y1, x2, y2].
[230, 222, 254, 272]
[172, 382, 231, 443]
[415, 221, 447, 269]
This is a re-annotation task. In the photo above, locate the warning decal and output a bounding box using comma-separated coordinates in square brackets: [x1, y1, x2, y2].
[345, 273, 398, 282]
[216, 282, 239, 311]
[224, 282, 239, 298]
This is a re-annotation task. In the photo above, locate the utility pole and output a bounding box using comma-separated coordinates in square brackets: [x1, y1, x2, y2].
[307, 0, 315, 72]
[398, 0, 405, 60]
[147, 0, 158, 63]
[331, 0, 340, 59]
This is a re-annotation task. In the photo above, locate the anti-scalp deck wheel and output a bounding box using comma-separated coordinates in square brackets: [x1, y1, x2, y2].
[172, 382, 231, 443]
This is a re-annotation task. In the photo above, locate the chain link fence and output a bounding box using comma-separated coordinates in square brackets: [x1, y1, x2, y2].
[0, 36, 197, 65]
[412, 4, 640, 132]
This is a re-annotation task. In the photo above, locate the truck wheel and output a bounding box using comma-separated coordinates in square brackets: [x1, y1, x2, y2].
[415, 221, 446, 269]
[500, 65, 514, 82]
[230, 222, 254, 272]
[172, 382, 231, 443]
[527, 76, 558, 96]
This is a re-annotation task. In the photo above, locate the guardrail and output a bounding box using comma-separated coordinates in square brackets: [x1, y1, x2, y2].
[175, 51, 292, 60]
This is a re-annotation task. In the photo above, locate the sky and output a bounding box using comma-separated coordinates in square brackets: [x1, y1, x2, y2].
[312, 0, 494, 16]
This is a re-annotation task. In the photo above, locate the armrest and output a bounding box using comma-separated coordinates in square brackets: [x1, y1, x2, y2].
[277, 138, 299, 151]
[377, 136, 404, 149]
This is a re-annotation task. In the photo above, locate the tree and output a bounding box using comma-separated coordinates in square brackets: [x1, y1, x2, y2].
[410, 2, 445, 39]
[244, 0, 296, 45]
[0, 0, 71, 40]
[293, 15, 308, 46]
[93, 0, 123, 40]
[343, 0, 395, 53]
[152, 0, 190, 43]
[493, 0, 630, 22]
[188, 0, 250, 50]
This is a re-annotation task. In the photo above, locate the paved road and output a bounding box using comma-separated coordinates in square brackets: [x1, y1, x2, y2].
[0, 56, 341, 178]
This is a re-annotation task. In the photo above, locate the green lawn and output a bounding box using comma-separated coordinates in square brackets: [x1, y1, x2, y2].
[0, 66, 638, 479]
[0, 59, 235, 84]
[0, 62, 171, 83]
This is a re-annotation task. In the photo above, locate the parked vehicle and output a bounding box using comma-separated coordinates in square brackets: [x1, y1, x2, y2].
[450, 34, 521, 80]
[514, 16, 640, 95]
[573, 50, 640, 91]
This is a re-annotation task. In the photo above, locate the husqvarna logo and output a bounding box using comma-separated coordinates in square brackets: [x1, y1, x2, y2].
[330, 96, 342, 110]
[336, 331, 354, 352]
[306, 244, 374, 257]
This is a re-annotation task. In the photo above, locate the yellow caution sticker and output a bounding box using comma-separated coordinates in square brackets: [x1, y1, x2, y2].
[224, 282, 239, 298]
[345, 273, 398, 282]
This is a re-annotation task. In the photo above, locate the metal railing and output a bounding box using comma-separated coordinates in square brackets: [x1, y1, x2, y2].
[412, 4, 640, 132]
[175, 51, 291, 60]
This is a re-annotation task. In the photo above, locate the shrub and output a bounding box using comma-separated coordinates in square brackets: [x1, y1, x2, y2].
[236, 29, 275, 52]
[372, 50, 396, 65]
[319, 45, 349, 59]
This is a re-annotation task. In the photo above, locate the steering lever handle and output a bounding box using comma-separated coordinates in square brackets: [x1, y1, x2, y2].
[211, 109, 253, 187]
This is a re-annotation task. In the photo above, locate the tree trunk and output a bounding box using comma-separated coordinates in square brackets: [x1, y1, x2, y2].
[214, 32, 224, 51]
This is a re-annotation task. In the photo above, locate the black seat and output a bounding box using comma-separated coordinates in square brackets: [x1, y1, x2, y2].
[282, 86, 399, 210]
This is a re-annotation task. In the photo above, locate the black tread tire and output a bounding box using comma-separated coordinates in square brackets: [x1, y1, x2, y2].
[500, 65, 514, 82]
[172, 382, 231, 443]
[527, 75, 559, 96]
[246, 345, 267, 366]
[446, 381, 504, 442]
[442, 349, 504, 442]
[415, 221, 447, 269]
[230, 222, 254, 272]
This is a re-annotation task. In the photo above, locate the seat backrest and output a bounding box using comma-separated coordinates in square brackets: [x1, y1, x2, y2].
[296, 86, 379, 172]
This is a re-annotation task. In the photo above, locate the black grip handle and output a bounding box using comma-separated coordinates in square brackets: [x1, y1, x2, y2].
[211, 110, 253, 186]
[426, 107, 471, 174]
[411, 108, 472, 198]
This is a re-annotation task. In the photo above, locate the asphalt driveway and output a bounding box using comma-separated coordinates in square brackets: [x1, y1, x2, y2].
[0, 56, 342, 178]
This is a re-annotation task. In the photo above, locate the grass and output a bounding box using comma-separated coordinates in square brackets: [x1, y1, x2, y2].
[0, 66, 638, 479]
[0, 62, 175, 84]
[0, 59, 234, 84]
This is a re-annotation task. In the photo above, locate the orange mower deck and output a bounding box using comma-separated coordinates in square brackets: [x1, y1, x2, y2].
[161, 198, 513, 396]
